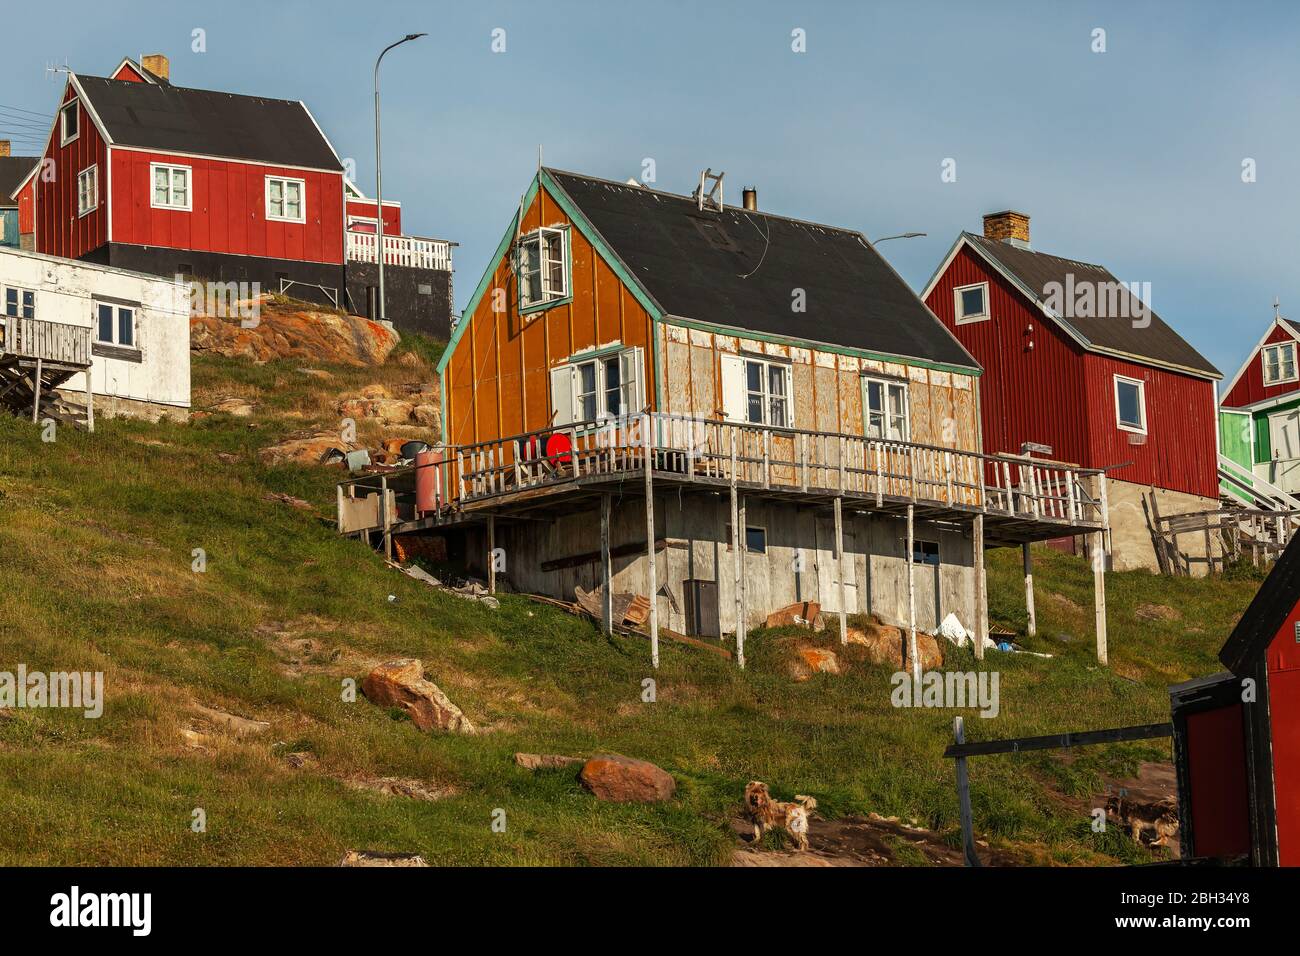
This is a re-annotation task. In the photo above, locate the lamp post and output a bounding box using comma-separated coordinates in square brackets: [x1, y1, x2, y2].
[374, 33, 425, 323]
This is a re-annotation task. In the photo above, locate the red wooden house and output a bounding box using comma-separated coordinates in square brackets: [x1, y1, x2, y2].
[1170, 531, 1300, 865]
[922, 212, 1222, 573]
[0, 141, 38, 250]
[26, 54, 453, 337]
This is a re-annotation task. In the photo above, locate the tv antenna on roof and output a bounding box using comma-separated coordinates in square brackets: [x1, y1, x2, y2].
[693, 168, 724, 212]
[1275, 296, 1283, 321]
[44, 58, 70, 79]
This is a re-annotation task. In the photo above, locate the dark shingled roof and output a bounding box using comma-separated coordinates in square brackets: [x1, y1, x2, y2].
[963, 232, 1219, 377]
[546, 169, 978, 369]
[0, 156, 38, 204]
[74, 75, 341, 171]
[1219, 534, 1300, 674]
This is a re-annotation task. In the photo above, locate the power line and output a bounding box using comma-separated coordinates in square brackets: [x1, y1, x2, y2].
[0, 102, 52, 118]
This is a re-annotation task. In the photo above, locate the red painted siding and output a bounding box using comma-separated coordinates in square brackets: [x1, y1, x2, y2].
[1184, 704, 1252, 859]
[108, 149, 344, 265]
[926, 245, 1091, 465]
[927, 242, 1218, 498]
[1267, 601, 1300, 866]
[34, 83, 108, 260]
[112, 62, 149, 83]
[17, 178, 34, 235]
[1222, 323, 1300, 409]
[345, 198, 401, 235]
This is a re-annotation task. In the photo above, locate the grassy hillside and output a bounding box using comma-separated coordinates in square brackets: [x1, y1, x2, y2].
[0, 343, 1262, 866]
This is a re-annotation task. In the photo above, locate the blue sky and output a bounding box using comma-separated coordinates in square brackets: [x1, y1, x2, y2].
[3, 0, 1296, 383]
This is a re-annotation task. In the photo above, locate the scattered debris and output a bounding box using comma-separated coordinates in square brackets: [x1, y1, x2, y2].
[574, 584, 648, 627]
[766, 601, 825, 630]
[259, 430, 362, 467]
[398, 563, 500, 609]
[362, 659, 475, 734]
[263, 492, 314, 511]
[937, 613, 996, 653]
[514, 752, 584, 771]
[338, 850, 428, 867]
[579, 754, 676, 803]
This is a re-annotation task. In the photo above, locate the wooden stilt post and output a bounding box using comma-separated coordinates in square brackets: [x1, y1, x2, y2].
[84, 373, 94, 433]
[834, 496, 847, 644]
[907, 504, 920, 686]
[644, 414, 659, 669]
[953, 716, 981, 867]
[1093, 530, 1108, 665]
[1022, 542, 1036, 637]
[737, 492, 747, 670]
[973, 513, 986, 661]
[486, 513, 496, 595]
[730, 431, 743, 666]
[380, 475, 393, 563]
[31, 358, 41, 423]
[601, 493, 613, 635]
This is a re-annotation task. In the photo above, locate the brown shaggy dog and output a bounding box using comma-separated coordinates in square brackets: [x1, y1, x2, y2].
[744, 781, 817, 851]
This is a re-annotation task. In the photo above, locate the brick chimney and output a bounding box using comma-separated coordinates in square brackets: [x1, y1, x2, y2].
[983, 210, 1030, 248]
[142, 53, 170, 81]
[0, 140, 9, 158]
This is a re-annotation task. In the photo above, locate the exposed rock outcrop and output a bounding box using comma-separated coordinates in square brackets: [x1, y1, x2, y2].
[191, 302, 398, 366]
[362, 659, 474, 734]
[578, 754, 676, 803]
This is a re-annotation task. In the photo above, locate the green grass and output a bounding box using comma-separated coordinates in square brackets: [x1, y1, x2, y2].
[0, 348, 1260, 866]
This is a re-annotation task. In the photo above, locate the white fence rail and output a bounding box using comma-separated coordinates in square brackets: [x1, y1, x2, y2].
[346, 231, 453, 271]
[1, 316, 91, 366]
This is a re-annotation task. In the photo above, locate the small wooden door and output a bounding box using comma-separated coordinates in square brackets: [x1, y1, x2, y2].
[815, 517, 857, 614]
[1269, 410, 1300, 493]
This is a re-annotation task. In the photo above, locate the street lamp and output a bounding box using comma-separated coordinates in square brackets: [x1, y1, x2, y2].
[374, 33, 426, 323]
[871, 232, 927, 245]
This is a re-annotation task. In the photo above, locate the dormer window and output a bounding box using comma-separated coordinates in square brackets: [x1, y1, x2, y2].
[60, 100, 79, 146]
[954, 281, 989, 324]
[1263, 342, 1297, 386]
[518, 227, 569, 311]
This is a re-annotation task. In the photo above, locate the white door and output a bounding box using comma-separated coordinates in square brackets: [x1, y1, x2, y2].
[816, 517, 858, 614]
[1269, 410, 1300, 493]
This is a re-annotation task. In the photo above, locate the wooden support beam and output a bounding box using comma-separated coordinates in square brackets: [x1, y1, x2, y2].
[31, 357, 41, 423]
[973, 513, 986, 661]
[1093, 530, 1108, 665]
[486, 513, 496, 595]
[644, 415, 659, 669]
[907, 504, 919, 686]
[380, 475, 393, 563]
[737, 492, 747, 670]
[953, 717, 981, 868]
[1022, 542, 1036, 637]
[944, 721, 1172, 759]
[85, 375, 94, 433]
[601, 493, 612, 635]
[731, 431, 743, 665]
[834, 495, 847, 645]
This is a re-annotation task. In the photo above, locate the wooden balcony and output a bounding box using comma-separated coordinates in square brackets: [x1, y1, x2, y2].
[345, 231, 453, 272]
[0, 316, 94, 428]
[338, 413, 1108, 547]
[1, 316, 91, 367]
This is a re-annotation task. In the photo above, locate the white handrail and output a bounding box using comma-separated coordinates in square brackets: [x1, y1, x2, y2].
[346, 231, 452, 271]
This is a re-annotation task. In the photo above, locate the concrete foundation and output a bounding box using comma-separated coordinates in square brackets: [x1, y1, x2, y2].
[1104, 477, 1221, 576]
[55, 388, 188, 424]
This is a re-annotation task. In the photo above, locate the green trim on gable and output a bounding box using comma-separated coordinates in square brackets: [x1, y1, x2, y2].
[661, 315, 983, 378]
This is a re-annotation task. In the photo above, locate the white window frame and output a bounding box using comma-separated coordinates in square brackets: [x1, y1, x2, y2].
[550, 346, 643, 426]
[265, 175, 306, 223]
[150, 163, 192, 211]
[2, 286, 36, 320]
[60, 100, 79, 146]
[862, 375, 910, 441]
[740, 356, 792, 428]
[93, 300, 137, 350]
[1262, 342, 1298, 386]
[1113, 374, 1147, 434]
[518, 226, 569, 310]
[953, 281, 990, 324]
[77, 165, 98, 218]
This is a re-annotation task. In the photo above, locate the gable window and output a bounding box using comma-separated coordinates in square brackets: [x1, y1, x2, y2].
[3, 286, 36, 320]
[549, 346, 644, 426]
[95, 302, 135, 349]
[265, 176, 305, 222]
[60, 100, 79, 145]
[77, 166, 98, 217]
[518, 227, 569, 310]
[1263, 342, 1297, 386]
[151, 163, 191, 210]
[1114, 375, 1146, 433]
[954, 281, 989, 324]
[863, 376, 909, 440]
[742, 358, 791, 428]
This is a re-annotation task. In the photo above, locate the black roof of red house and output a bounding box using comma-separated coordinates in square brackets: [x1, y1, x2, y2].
[1219, 534, 1300, 674]
[73, 74, 342, 172]
[547, 169, 979, 369]
[961, 232, 1220, 377]
[0, 156, 38, 204]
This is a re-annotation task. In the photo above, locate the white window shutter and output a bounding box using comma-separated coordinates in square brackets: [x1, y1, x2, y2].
[720, 353, 746, 422]
[621, 347, 645, 414]
[549, 363, 574, 427]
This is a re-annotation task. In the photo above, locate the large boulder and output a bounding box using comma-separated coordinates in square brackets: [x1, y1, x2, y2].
[579, 754, 676, 803]
[846, 620, 943, 671]
[362, 659, 474, 734]
[190, 302, 398, 366]
[258, 430, 359, 466]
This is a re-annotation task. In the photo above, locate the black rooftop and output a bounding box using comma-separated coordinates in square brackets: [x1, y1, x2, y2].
[74, 74, 341, 172]
[1220, 534, 1300, 674]
[546, 169, 978, 370]
[0, 156, 38, 203]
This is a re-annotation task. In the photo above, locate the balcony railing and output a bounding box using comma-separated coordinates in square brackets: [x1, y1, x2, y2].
[346, 231, 453, 272]
[338, 413, 1107, 533]
[0, 316, 91, 366]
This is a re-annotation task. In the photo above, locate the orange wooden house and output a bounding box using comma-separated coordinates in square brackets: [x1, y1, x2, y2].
[340, 168, 1110, 666]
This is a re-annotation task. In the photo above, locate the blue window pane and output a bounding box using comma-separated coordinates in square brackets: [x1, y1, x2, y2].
[97, 304, 113, 342]
[118, 308, 134, 347]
